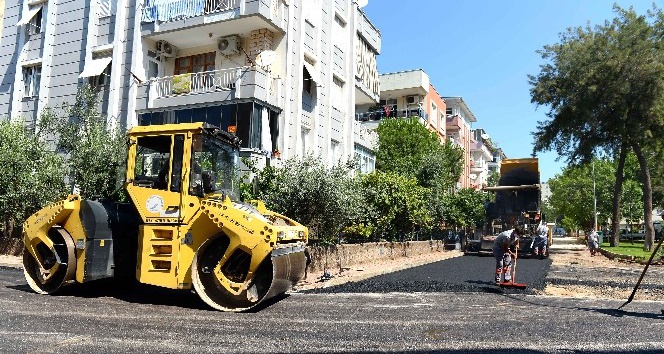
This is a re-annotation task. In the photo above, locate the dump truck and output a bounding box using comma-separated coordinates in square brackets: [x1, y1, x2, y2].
[465, 158, 545, 255]
[21, 122, 308, 312]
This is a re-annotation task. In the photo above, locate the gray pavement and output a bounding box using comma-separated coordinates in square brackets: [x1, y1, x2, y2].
[1, 265, 663, 353]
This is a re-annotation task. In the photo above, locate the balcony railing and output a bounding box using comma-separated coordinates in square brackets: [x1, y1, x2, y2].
[141, 0, 240, 23]
[151, 67, 240, 98]
[355, 108, 427, 122]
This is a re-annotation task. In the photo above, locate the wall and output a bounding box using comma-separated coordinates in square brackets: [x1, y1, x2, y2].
[307, 240, 446, 272]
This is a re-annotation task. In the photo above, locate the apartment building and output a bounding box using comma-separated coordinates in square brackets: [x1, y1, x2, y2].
[488, 147, 506, 175]
[443, 96, 476, 189]
[0, 0, 5, 30]
[470, 128, 494, 189]
[357, 69, 446, 139]
[0, 0, 381, 170]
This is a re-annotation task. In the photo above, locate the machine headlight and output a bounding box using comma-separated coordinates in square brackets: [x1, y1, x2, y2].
[298, 231, 305, 238]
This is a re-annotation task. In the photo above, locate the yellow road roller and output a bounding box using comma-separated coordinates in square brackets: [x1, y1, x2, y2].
[21, 122, 308, 311]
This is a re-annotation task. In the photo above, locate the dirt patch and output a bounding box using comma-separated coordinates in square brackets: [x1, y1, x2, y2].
[544, 245, 664, 301]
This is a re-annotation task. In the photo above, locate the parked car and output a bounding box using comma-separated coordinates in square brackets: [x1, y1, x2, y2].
[620, 229, 646, 241]
[552, 227, 566, 237]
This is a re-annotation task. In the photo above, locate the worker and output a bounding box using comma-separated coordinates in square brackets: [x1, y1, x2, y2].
[532, 221, 549, 258]
[493, 227, 522, 285]
[587, 229, 600, 256]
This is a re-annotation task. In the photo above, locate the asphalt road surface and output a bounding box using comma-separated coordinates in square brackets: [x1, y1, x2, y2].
[305, 254, 552, 295]
[2, 255, 664, 354]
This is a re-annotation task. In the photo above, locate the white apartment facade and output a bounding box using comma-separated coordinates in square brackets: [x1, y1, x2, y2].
[444, 96, 476, 189]
[470, 128, 493, 189]
[0, 0, 380, 169]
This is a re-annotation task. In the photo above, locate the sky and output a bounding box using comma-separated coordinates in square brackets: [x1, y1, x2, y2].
[363, 0, 656, 182]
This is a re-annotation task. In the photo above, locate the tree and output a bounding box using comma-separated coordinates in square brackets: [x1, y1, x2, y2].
[375, 117, 463, 189]
[529, 5, 664, 250]
[252, 155, 365, 244]
[548, 158, 642, 233]
[358, 171, 432, 241]
[487, 170, 500, 187]
[39, 84, 126, 199]
[375, 117, 463, 229]
[441, 188, 486, 230]
[0, 120, 67, 237]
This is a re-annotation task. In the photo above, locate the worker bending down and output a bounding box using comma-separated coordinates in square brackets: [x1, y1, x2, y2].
[493, 227, 522, 285]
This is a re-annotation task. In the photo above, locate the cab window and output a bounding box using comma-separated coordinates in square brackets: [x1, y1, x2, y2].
[134, 135, 184, 191]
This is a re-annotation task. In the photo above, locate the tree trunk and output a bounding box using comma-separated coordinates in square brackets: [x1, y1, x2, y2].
[632, 143, 654, 251]
[611, 141, 627, 247]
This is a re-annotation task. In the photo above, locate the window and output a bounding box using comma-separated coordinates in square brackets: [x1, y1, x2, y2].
[189, 133, 240, 199]
[446, 108, 453, 116]
[133, 135, 174, 191]
[97, 0, 117, 18]
[354, 145, 375, 174]
[28, 8, 43, 36]
[23, 66, 41, 98]
[300, 128, 310, 156]
[147, 50, 160, 79]
[329, 140, 340, 165]
[333, 45, 345, 73]
[174, 52, 215, 75]
[304, 20, 316, 53]
[332, 76, 344, 106]
[334, 14, 346, 27]
[89, 62, 111, 87]
[302, 66, 315, 113]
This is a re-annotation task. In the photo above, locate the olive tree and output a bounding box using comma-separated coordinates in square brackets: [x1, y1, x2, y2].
[0, 120, 67, 237]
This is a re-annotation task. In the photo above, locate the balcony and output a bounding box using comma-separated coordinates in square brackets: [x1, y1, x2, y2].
[356, 8, 381, 53]
[140, 0, 287, 43]
[356, 107, 427, 122]
[471, 160, 487, 172]
[446, 115, 464, 132]
[136, 66, 279, 111]
[354, 120, 378, 150]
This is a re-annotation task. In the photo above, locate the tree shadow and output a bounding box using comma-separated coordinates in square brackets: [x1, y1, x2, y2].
[502, 293, 664, 320]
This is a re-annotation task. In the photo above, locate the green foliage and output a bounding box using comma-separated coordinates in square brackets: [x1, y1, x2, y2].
[374, 117, 465, 231]
[375, 117, 463, 189]
[440, 188, 487, 229]
[39, 84, 126, 199]
[252, 155, 365, 244]
[530, 5, 664, 162]
[548, 157, 642, 231]
[0, 120, 67, 237]
[530, 5, 664, 249]
[487, 170, 500, 187]
[358, 171, 432, 241]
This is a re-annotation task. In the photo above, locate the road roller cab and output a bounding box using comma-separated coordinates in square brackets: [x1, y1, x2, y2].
[22, 122, 308, 312]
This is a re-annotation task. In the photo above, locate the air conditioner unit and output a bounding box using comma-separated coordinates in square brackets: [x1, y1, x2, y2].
[406, 95, 417, 104]
[156, 40, 177, 59]
[217, 35, 241, 56]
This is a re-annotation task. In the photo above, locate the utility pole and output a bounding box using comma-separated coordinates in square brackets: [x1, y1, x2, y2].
[593, 159, 597, 231]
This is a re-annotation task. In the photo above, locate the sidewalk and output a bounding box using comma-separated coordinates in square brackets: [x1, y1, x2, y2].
[0, 255, 21, 269]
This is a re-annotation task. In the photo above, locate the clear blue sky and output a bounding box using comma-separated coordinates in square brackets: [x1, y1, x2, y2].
[363, 0, 656, 182]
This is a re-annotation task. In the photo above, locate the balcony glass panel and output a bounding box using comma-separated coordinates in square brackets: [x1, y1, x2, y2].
[141, 0, 240, 23]
[151, 67, 240, 98]
[355, 107, 425, 122]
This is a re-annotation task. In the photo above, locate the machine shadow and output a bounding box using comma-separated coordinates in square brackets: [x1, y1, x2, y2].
[8, 278, 293, 312]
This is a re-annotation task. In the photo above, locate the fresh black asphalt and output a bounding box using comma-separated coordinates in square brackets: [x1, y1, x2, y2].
[2, 257, 664, 353]
[305, 254, 552, 295]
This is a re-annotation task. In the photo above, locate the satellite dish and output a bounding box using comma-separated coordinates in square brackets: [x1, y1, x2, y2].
[255, 50, 277, 67]
[356, 0, 368, 8]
